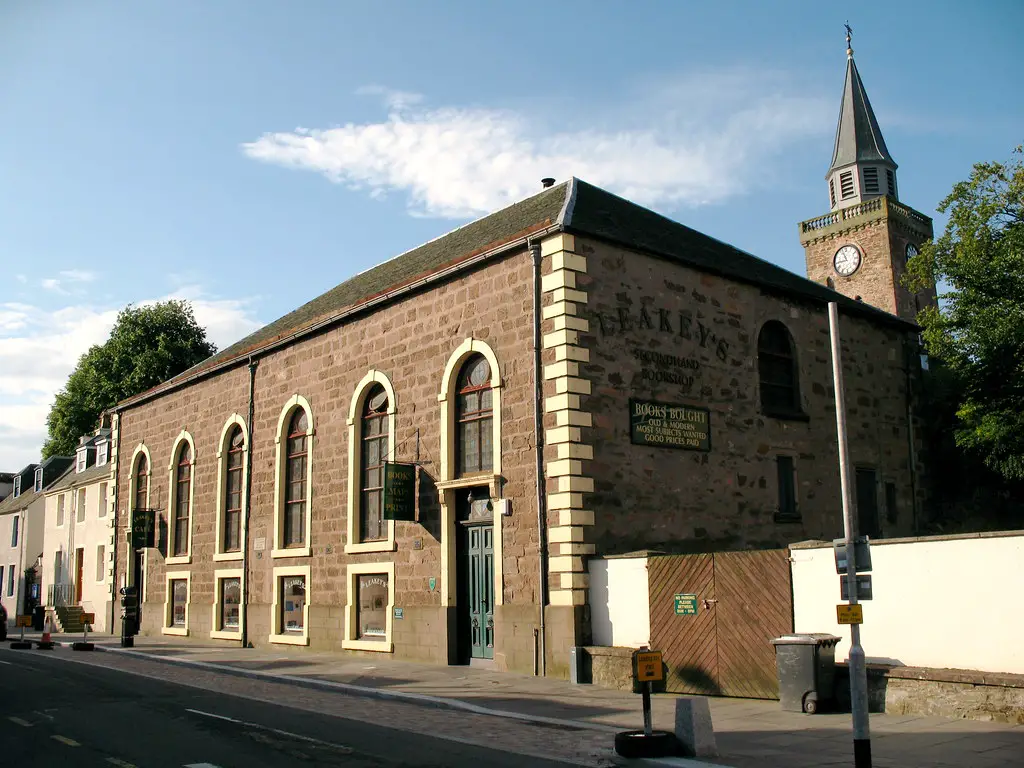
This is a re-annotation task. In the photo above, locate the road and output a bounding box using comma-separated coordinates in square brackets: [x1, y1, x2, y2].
[0, 647, 590, 768]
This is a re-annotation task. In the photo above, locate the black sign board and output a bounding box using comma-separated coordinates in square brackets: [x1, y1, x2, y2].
[131, 508, 155, 549]
[629, 399, 711, 451]
[382, 462, 416, 521]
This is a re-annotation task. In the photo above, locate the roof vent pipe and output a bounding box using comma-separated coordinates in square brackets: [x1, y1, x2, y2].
[541, 177, 555, 188]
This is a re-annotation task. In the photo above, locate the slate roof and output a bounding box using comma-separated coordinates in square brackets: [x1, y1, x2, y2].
[117, 178, 915, 408]
[0, 482, 41, 515]
[46, 462, 112, 494]
[828, 54, 895, 176]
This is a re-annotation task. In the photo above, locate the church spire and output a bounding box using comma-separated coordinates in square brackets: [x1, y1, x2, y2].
[825, 25, 898, 210]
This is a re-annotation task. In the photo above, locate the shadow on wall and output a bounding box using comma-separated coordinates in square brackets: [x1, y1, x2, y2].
[673, 664, 722, 697]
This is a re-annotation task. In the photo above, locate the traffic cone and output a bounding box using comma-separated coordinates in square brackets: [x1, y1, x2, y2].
[38, 615, 54, 650]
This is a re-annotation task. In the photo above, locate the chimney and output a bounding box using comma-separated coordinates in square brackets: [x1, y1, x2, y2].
[541, 177, 555, 189]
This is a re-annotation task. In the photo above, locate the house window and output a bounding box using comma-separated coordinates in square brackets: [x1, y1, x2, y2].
[57, 494, 66, 526]
[95, 545, 105, 582]
[855, 468, 880, 538]
[171, 441, 193, 558]
[54, 551, 63, 583]
[13, 476, 20, 498]
[775, 456, 800, 523]
[220, 577, 241, 630]
[284, 410, 308, 548]
[6, 564, 14, 597]
[360, 386, 389, 543]
[357, 573, 389, 641]
[886, 169, 896, 197]
[456, 355, 493, 476]
[33, 469, 42, 492]
[281, 575, 305, 632]
[840, 170, 855, 199]
[223, 427, 244, 553]
[10, 516, 18, 548]
[76, 449, 87, 473]
[862, 167, 879, 195]
[885, 481, 898, 526]
[76, 488, 86, 523]
[98, 483, 108, 517]
[758, 321, 803, 417]
[134, 453, 149, 511]
[96, 441, 109, 466]
[170, 579, 188, 627]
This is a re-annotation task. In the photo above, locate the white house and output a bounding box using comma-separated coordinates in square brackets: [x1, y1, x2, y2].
[0, 456, 74, 629]
[41, 429, 115, 634]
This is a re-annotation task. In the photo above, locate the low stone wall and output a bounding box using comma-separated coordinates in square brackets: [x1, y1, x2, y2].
[583, 646, 635, 690]
[885, 667, 1024, 725]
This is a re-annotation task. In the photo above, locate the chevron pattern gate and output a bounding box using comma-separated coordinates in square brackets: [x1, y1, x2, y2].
[648, 549, 793, 699]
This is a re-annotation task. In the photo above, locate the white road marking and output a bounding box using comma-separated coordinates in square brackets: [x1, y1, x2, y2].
[106, 759, 137, 768]
[185, 709, 352, 753]
[0, 659, 12, 665]
[8, 716, 32, 727]
[183, 764, 224, 768]
[52, 734, 80, 746]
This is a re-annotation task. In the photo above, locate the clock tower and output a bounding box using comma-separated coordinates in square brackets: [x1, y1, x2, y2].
[800, 29, 935, 321]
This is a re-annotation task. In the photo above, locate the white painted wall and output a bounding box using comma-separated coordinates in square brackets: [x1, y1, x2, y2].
[589, 555, 651, 648]
[0, 499, 45, 623]
[42, 475, 115, 633]
[791, 533, 1024, 675]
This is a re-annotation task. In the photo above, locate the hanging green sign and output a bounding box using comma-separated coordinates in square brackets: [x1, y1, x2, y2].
[382, 462, 417, 521]
[131, 507, 155, 549]
[673, 593, 698, 615]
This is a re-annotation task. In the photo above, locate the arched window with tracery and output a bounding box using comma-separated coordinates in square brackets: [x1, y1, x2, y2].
[134, 453, 149, 511]
[456, 354, 493, 476]
[360, 385, 389, 543]
[172, 443, 192, 557]
[223, 426, 244, 552]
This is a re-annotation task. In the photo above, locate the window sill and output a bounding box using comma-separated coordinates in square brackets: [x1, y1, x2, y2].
[435, 474, 502, 492]
[762, 409, 810, 423]
[272, 546, 311, 559]
[270, 632, 309, 646]
[345, 540, 396, 555]
[213, 552, 244, 562]
[162, 626, 188, 637]
[210, 629, 242, 641]
[165, 555, 192, 566]
[773, 513, 803, 525]
[342, 638, 394, 653]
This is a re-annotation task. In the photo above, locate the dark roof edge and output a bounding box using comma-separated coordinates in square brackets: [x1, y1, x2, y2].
[562, 225, 918, 333]
[558, 177, 579, 227]
[114, 222, 564, 412]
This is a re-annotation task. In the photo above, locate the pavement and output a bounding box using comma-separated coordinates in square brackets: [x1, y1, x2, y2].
[5, 629, 1024, 767]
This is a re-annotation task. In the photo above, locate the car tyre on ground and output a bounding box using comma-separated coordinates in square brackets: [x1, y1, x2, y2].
[614, 729, 679, 758]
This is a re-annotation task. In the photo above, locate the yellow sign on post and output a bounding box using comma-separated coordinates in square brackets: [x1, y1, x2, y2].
[15, 615, 32, 628]
[81, 613, 96, 626]
[837, 604, 863, 625]
[634, 650, 664, 682]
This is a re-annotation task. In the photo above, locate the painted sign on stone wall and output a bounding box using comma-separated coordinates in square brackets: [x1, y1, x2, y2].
[629, 399, 711, 451]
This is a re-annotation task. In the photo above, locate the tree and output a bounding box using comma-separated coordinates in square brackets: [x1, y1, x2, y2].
[906, 146, 1024, 480]
[43, 301, 217, 458]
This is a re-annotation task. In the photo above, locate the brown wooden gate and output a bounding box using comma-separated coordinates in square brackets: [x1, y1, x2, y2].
[649, 549, 792, 699]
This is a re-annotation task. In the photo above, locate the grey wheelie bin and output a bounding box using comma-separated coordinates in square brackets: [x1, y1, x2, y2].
[771, 633, 841, 714]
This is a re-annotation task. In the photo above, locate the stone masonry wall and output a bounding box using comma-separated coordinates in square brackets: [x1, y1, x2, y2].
[574, 235, 923, 556]
[115, 250, 544, 671]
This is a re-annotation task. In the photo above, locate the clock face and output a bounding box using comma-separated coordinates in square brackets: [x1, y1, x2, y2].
[906, 243, 919, 260]
[833, 244, 862, 277]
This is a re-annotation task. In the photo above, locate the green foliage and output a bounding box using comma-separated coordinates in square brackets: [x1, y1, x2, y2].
[42, 301, 217, 458]
[906, 146, 1024, 480]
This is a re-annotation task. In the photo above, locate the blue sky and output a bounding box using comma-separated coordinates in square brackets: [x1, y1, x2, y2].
[1, 1, 1021, 470]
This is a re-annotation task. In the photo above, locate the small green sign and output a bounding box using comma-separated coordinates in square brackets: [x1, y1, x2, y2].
[428, 576, 436, 591]
[130, 508, 155, 549]
[382, 462, 416, 521]
[674, 593, 698, 615]
[393, 607, 404, 619]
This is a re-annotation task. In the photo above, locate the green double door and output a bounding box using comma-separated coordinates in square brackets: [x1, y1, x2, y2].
[456, 490, 494, 661]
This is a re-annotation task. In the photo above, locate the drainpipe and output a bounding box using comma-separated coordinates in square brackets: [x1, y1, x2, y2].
[110, 413, 121, 634]
[241, 355, 258, 649]
[530, 240, 549, 676]
[904, 337, 920, 532]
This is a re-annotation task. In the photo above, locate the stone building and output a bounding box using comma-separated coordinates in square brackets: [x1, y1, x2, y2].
[109, 44, 932, 676]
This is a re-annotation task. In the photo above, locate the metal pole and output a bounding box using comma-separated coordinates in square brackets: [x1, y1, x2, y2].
[642, 681, 653, 737]
[828, 302, 871, 768]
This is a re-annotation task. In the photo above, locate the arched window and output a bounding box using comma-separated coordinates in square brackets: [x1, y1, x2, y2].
[360, 385, 389, 543]
[223, 426, 245, 552]
[284, 409, 309, 547]
[758, 321, 802, 416]
[456, 354, 493, 476]
[134, 454, 149, 511]
[173, 443, 192, 557]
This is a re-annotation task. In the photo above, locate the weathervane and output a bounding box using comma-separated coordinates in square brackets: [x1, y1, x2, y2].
[845, 22, 854, 58]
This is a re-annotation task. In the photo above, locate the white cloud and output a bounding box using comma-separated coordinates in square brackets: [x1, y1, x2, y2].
[41, 278, 68, 294]
[243, 69, 832, 218]
[59, 269, 96, 283]
[0, 290, 262, 470]
[15, 274, 27, 284]
[355, 85, 425, 112]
